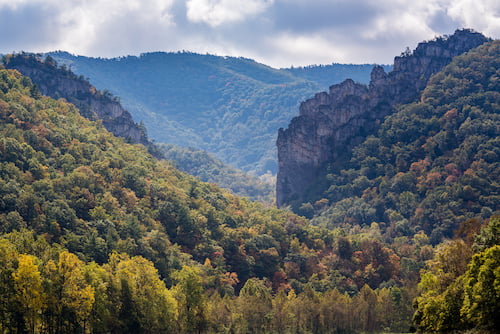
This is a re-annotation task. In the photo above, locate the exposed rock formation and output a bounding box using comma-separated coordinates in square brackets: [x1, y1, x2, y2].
[276, 29, 490, 208]
[3, 53, 156, 153]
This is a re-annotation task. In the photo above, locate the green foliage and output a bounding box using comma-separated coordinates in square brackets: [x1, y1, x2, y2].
[461, 245, 500, 329]
[473, 215, 500, 252]
[173, 266, 207, 333]
[414, 216, 500, 332]
[238, 278, 273, 333]
[413, 240, 471, 331]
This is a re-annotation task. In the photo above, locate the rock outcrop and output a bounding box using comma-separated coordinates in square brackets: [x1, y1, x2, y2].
[276, 29, 490, 208]
[3, 53, 156, 154]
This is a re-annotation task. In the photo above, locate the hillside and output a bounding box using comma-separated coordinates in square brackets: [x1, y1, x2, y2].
[0, 66, 301, 281]
[159, 144, 274, 203]
[2, 53, 275, 201]
[2, 53, 153, 152]
[277, 29, 490, 210]
[49, 51, 380, 174]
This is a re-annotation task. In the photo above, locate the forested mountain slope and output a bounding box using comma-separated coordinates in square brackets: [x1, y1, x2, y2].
[277, 29, 490, 209]
[2, 53, 274, 201]
[2, 53, 153, 152]
[300, 38, 500, 245]
[49, 51, 380, 174]
[0, 66, 298, 282]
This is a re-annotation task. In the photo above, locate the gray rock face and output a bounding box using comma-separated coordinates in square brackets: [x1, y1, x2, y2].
[5, 54, 150, 148]
[276, 29, 490, 208]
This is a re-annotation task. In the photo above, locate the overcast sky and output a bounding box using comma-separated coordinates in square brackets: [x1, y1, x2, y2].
[0, 0, 499, 67]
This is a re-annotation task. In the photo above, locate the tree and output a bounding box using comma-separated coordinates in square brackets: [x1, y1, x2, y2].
[355, 284, 379, 332]
[238, 278, 272, 333]
[42, 251, 95, 333]
[461, 245, 500, 329]
[111, 253, 178, 333]
[0, 239, 19, 333]
[413, 239, 472, 332]
[12, 254, 44, 334]
[337, 236, 352, 260]
[319, 288, 353, 333]
[473, 216, 500, 252]
[173, 265, 206, 334]
[271, 290, 293, 333]
[59, 251, 95, 330]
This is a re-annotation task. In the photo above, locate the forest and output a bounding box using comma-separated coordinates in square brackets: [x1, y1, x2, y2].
[0, 40, 498, 333]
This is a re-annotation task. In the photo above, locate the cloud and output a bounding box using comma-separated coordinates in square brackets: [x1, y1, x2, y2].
[186, 0, 273, 27]
[0, 0, 498, 67]
[0, 0, 175, 55]
[447, 0, 500, 36]
[269, 0, 379, 33]
[0, 3, 59, 51]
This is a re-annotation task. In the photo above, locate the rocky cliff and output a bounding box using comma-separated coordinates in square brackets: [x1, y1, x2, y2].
[276, 29, 490, 208]
[3, 53, 155, 152]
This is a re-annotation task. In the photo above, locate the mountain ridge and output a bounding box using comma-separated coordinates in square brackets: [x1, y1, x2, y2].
[1, 53, 278, 201]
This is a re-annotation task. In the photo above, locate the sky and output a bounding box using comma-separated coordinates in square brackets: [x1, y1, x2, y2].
[0, 0, 499, 68]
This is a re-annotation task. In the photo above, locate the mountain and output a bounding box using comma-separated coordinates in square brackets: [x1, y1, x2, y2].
[2, 53, 276, 201]
[278, 30, 499, 244]
[0, 64, 418, 333]
[277, 29, 491, 210]
[48, 51, 382, 175]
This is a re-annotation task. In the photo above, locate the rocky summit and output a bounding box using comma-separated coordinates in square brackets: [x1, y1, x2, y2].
[276, 29, 490, 209]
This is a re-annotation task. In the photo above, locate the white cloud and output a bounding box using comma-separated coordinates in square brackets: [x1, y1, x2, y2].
[54, 0, 175, 55]
[447, 0, 500, 36]
[260, 33, 348, 66]
[186, 0, 273, 27]
[0, 0, 175, 55]
[0, 0, 32, 9]
[362, 1, 442, 40]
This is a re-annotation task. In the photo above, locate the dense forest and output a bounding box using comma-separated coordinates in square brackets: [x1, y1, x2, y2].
[49, 52, 383, 175]
[0, 38, 498, 333]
